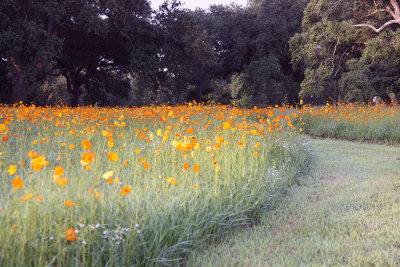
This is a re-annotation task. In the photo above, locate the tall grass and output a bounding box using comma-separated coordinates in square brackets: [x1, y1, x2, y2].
[0, 104, 308, 266]
[294, 104, 400, 144]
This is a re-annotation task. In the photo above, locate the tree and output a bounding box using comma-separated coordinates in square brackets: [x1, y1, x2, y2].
[53, 0, 159, 106]
[0, 0, 160, 106]
[291, 0, 400, 102]
[0, 0, 61, 103]
[150, 1, 217, 104]
[192, 0, 308, 106]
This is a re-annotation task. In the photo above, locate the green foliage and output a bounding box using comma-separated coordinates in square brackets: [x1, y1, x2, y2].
[54, 0, 159, 106]
[28, 76, 70, 106]
[291, 0, 400, 103]
[0, 0, 311, 107]
[338, 59, 374, 102]
[154, 1, 216, 104]
[238, 55, 287, 107]
[192, 0, 308, 107]
[0, 0, 62, 103]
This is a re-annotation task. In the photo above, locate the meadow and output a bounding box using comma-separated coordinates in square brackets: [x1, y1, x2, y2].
[294, 103, 400, 144]
[0, 103, 308, 266]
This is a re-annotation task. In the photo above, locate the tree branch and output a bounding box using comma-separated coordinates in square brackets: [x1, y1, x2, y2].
[353, 19, 400, 33]
[366, 8, 387, 17]
[390, 0, 400, 17]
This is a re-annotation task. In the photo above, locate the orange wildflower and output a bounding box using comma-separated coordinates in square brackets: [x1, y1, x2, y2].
[183, 162, 189, 170]
[102, 130, 113, 138]
[166, 177, 177, 185]
[107, 137, 114, 147]
[139, 133, 146, 139]
[186, 127, 195, 134]
[80, 152, 95, 166]
[65, 228, 77, 242]
[20, 193, 33, 203]
[32, 156, 48, 171]
[108, 152, 118, 162]
[27, 151, 38, 158]
[54, 166, 64, 177]
[222, 121, 231, 130]
[64, 200, 76, 206]
[143, 162, 150, 170]
[193, 164, 200, 173]
[81, 140, 92, 150]
[55, 177, 69, 187]
[36, 194, 43, 203]
[121, 185, 132, 196]
[12, 176, 23, 189]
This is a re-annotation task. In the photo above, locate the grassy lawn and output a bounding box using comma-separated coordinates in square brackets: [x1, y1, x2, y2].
[189, 137, 400, 266]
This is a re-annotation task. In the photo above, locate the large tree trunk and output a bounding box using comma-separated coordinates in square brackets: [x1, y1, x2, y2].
[70, 81, 82, 107]
[70, 85, 80, 107]
[65, 73, 83, 107]
[11, 70, 28, 104]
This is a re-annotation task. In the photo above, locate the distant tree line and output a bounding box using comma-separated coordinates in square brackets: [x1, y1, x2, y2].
[1, 0, 399, 107]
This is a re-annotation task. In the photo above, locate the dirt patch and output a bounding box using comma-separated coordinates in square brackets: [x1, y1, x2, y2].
[308, 194, 322, 204]
[269, 216, 299, 238]
[321, 175, 348, 185]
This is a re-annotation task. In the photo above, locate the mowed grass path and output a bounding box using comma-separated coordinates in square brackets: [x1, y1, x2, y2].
[189, 138, 400, 266]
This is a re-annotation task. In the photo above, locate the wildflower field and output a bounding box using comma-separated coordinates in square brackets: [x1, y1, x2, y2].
[0, 103, 308, 266]
[294, 104, 400, 145]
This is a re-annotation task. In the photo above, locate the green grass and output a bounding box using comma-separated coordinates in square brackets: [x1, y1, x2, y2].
[294, 104, 400, 144]
[189, 137, 400, 266]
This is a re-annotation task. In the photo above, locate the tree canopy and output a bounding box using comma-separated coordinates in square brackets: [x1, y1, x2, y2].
[2, 0, 400, 106]
[290, 0, 400, 103]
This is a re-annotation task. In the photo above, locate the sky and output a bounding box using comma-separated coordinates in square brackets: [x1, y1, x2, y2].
[150, 0, 248, 11]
